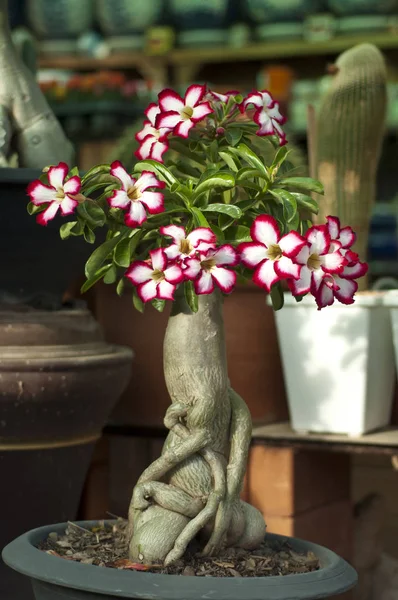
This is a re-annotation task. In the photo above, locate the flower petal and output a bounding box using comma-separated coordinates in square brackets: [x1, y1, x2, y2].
[136, 171, 164, 192]
[135, 135, 155, 160]
[278, 231, 306, 258]
[272, 120, 287, 145]
[140, 191, 164, 214]
[125, 201, 147, 227]
[191, 103, 213, 122]
[194, 270, 214, 295]
[164, 244, 181, 260]
[326, 216, 340, 240]
[321, 251, 347, 273]
[341, 262, 368, 280]
[145, 102, 160, 125]
[310, 268, 326, 296]
[268, 103, 285, 124]
[149, 140, 169, 162]
[339, 226, 356, 248]
[149, 248, 167, 272]
[137, 280, 158, 302]
[155, 111, 182, 130]
[187, 227, 216, 247]
[164, 264, 184, 284]
[36, 202, 59, 225]
[295, 244, 310, 266]
[306, 225, 330, 255]
[213, 244, 238, 266]
[243, 92, 264, 110]
[59, 197, 78, 216]
[108, 189, 130, 210]
[160, 225, 186, 242]
[158, 89, 184, 112]
[288, 265, 311, 295]
[47, 162, 68, 189]
[211, 266, 236, 293]
[27, 180, 56, 205]
[274, 256, 301, 280]
[251, 214, 279, 246]
[315, 282, 335, 309]
[174, 119, 194, 138]
[184, 258, 202, 280]
[110, 161, 132, 191]
[253, 110, 274, 136]
[334, 277, 358, 304]
[136, 122, 154, 142]
[253, 259, 279, 292]
[238, 242, 268, 268]
[63, 175, 81, 195]
[184, 84, 206, 107]
[126, 262, 153, 285]
[157, 280, 176, 300]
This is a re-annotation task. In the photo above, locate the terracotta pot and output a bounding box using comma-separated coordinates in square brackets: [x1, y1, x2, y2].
[0, 306, 132, 599]
[93, 282, 287, 428]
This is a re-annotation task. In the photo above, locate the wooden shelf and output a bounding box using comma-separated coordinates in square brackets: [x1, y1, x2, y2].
[38, 32, 398, 80]
[252, 422, 398, 456]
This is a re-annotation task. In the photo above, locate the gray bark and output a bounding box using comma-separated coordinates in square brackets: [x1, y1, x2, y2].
[128, 290, 266, 564]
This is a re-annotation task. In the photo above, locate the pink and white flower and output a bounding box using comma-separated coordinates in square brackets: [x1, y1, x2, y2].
[156, 84, 213, 139]
[238, 215, 305, 292]
[160, 225, 216, 263]
[242, 90, 287, 145]
[135, 103, 170, 163]
[126, 248, 184, 302]
[288, 225, 347, 299]
[27, 162, 81, 226]
[108, 161, 165, 227]
[209, 90, 240, 104]
[184, 245, 238, 295]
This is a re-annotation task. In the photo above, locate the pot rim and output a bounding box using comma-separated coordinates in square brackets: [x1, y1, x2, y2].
[2, 520, 357, 600]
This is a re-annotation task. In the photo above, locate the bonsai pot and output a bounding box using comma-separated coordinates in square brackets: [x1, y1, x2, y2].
[0, 167, 95, 304]
[271, 292, 395, 435]
[0, 307, 132, 600]
[2, 520, 358, 600]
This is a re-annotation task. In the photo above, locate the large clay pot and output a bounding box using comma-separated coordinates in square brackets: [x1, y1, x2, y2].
[327, 0, 398, 15]
[169, 0, 231, 47]
[94, 282, 287, 429]
[244, 0, 322, 23]
[0, 306, 132, 600]
[26, 0, 94, 39]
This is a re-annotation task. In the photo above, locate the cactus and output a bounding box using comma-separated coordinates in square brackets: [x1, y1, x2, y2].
[314, 43, 387, 289]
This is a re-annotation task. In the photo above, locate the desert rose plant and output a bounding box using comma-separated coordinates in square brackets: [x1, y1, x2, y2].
[27, 85, 367, 565]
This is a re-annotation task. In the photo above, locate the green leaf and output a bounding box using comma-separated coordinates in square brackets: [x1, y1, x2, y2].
[168, 140, 206, 165]
[202, 203, 242, 219]
[236, 167, 265, 182]
[67, 166, 80, 178]
[211, 224, 225, 243]
[184, 280, 198, 313]
[116, 278, 125, 296]
[224, 225, 251, 243]
[132, 289, 145, 313]
[83, 226, 96, 244]
[27, 201, 46, 215]
[77, 199, 106, 227]
[278, 177, 324, 195]
[103, 264, 117, 284]
[225, 128, 242, 147]
[134, 159, 178, 188]
[80, 264, 111, 294]
[270, 188, 297, 223]
[85, 234, 124, 279]
[82, 163, 111, 183]
[271, 146, 289, 171]
[218, 151, 240, 172]
[114, 236, 132, 268]
[152, 299, 166, 312]
[270, 282, 284, 311]
[209, 139, 219, 162]
[290, 193, 319, 214]
[192, 172, 235, 200]
[60, 221, 78, 240]
[229, 143, 269, 179]
[191, 207, 210, 228]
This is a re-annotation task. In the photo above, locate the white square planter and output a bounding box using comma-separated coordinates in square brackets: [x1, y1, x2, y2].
[270, 292, 395, 436]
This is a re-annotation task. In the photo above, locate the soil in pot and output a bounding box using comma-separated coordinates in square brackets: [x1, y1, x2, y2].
[38, 520, 320, 578]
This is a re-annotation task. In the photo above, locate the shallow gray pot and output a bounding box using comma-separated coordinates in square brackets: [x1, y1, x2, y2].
[2, 520, 358, 600]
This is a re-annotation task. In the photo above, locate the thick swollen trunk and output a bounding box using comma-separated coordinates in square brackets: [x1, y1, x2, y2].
[128, 291, 266, 565]
[0, 0, 74, 167]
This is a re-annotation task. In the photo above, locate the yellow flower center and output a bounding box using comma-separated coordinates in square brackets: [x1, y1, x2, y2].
[307, 253, 322, 270]
[200, 257, 216, 272]
[127, 185, 141, 201]
[179, 239, 193, 255]
[151, 269, 165, 282]
[55, 188, 65, 201]
[267, 244, 283, 261]
[180, 106, 193, 120]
